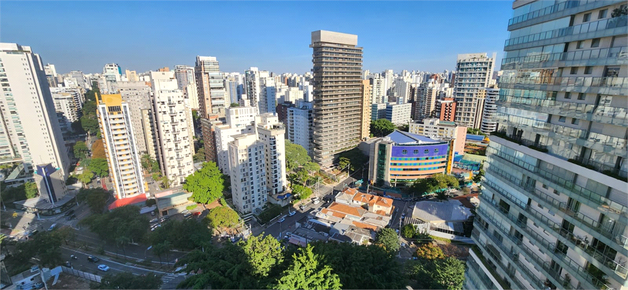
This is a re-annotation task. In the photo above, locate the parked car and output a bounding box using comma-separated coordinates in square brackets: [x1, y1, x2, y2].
[97, 264, 110, 272]
[149, 218, 159, 224]
[64, 261, 71, 267]
[64, 210, 75, 217]
[192, 211, 202, 217]
[70, 255, 78, 260]
[87, 255, 100, 263]
[288, 211, 296, 217]
[32, 282, 44, 289]
[30, 265, 40, 273]
[277, 217, 286, 223]
[48, 224, 57, 231]
[299, 204, 306, 211]
[312, 197, 320, 205]
[29, 230, 39, 237]
[183, 212, 192, 218]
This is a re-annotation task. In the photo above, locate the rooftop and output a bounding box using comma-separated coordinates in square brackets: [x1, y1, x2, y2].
[386, 130, 440, 145]
[412, 199, 473, 223]
[108, 194, 147, 211]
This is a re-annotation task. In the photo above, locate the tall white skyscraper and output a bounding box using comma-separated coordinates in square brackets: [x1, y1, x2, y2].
[0, 43, 70, 178]
[150, 71, 195, 186]
[287, 101, 313, 155]
[96, 94, 146, 199]
[174, 65, 200, 110]
[214, 105, 259, 174]
[117, 81, 154, 155]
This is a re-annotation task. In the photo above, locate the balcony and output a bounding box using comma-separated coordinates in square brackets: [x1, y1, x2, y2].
[504, 15, 627, 50]
[501, 46, 627, 70]
[508, 0, 622, 29]
[499, 75, 628, 95]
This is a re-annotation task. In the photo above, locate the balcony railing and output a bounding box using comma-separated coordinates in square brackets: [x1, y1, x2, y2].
[502, 46, 627, 70]
[507, 0, 606, 26]
[500, 75, 628, 90]
[505, 15, 627, 47]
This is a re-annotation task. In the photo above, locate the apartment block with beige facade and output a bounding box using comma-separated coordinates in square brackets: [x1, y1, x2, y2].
[150, 71, 195, 187]
[408, 118, 466, 155]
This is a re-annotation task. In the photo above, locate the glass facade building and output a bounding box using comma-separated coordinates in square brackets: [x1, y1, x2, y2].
[466, 1, 627, 290]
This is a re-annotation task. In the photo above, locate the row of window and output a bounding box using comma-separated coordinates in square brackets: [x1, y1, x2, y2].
[390, 162, 445, 166]
[390, 167, 443, 171]
[391, 156, 446, 161]
[401, 148, 440, 155]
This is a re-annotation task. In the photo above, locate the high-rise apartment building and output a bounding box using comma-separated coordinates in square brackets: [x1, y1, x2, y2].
[194, 56, 227, 117]
[453, 53, 495, 129]
[408, 118, 466, 155]
[96, 94, 146, 199]
[287, 101, 314, 155]
[310, 30, 363, 169]
[479, 85, 499, 134]
[436, 97, 457, 122]
[117, 81, 154, 156]
[0, 43, 70, 178]
[103, 63, 122, 82]
[385, 103, 412, 125]
[214, 105, 259, 174]
[150, 71, 195, 186]
[174, 65, 200, 111]
[229, 113, 287, 214]
[360, 80, 372, 140]
[465, 2, 627, 290]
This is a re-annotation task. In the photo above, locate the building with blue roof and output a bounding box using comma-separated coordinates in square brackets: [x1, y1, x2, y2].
[368, 130, 454, 186]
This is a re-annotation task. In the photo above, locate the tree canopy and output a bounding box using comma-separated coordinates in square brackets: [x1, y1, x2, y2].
[80, 205, 149, 244]
[141, 154, 160, 173]
[415, 243, 445, 260]
[73, 141, 89, 159]
[241, 234, 284, 278]
[370, 119, 395, 137]
[291, 184, 313, 203]
[275, 245, 342, 290]
[410, 173, 459, 197]
[184, 162, 225, 204]
[375, 228, 400, 253]
[91, 139, 106, 159]
[78, 170, 94, 186]
[337, 147, 369, 172]
[148, 218, 212, 251]
[89, 158, 109, 177]
[205, 206, 239, 229]
[285, 140, 311, 172]
[93, 272, 162, 289]
[24, 182, 38, 199]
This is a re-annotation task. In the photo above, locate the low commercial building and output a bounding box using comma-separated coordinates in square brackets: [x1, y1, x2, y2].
[154, 187, 194, 217]
[368, 130, 454, 187]
[411, 199, 473, 237]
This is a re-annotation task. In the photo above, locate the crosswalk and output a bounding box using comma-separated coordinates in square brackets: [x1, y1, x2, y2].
[161, 273, 186, 289]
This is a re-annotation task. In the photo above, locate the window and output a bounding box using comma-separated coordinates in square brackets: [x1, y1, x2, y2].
[565, 92, 571, 99]
[585, 66, 593, 74]
[583, 13, 591, 22]
[577, 93, 585, 100]
[570, 67, 578, 74]
[424, 149, 429, 154]
[591, 38, 600, 48]
[559, 116, 566, 122]
[598, 9, 607, 19]
[402, 150, 407, 155]
[542, 184, 548, 189]
[413, 150, 418, 154]
[434, 149, 439, 153]
[571, 118, 579, 125]
[577, 41, 584, 49]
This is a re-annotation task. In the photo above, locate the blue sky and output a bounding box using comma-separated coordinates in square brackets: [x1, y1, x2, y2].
[1, 1, 513, 75]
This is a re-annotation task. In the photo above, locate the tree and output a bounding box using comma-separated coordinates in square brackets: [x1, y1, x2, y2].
[370, 119, 395, 137]
[71, 120, 85, 134]
[275, 245, 342, 290]
[148, 219, 212, 251]
[303, 162, 320, 174]
[91, 139, 106, 159]
[24, 182, 38, 199]
[159, 176, 170, 189]
[80, 205, 149, 243]
[612, 5, 627, 17]
[431, 257, 465, 290]
[291, 184, 312, 202]
[473, 168, 485, 183]
[93, 272, 162, 289]
[78, 170, 94, 186]
[375, 228, 400, 253]
[415, 243, 445, 260]
[184, 162, 224, 204]
[89, 158, 109, 177]
[338, 147, 368, 172]
[230, 103, 240, 107]
[285, 140, 311, 172]
[77, 188, 110, 213]
[338, 157, 351, 172]
[152, 241, 172, 264]
[73, 141, 89, 159]
[310, 241, 404, 289]
[193, 147, 205, 162]
[206, 206, 239, 229]
[401, 224, 416, 239]
[141, 154, 160, 173]
[241, 234, 284, 278]
[80, 115, 99, 135]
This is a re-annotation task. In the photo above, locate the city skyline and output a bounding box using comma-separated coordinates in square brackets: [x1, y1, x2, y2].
[1, 1, 512, 74]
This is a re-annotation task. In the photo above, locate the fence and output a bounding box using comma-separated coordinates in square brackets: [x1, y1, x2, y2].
[61, 266, 102, 283]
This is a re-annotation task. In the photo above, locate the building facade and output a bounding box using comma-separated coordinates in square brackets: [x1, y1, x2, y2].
[437, 97, 457, 122]
[408, 118, 467, 155]
[215, 105, 259, 174]
[117, 81, 154, 155]
[368, 130, 453, 187]
[453, 53, 495, 129]
[0, 43, 70, 179]
[360, 80, 372, 140]
[385, 103, 412, 125]
[465, 2, 628, 290]
[150, 71, 195, 187]
[311, 30, 364, 170]
[96, 94, 146, 199]
[287, 102, 314, 156]
[174, 65, 200, 110]
[479, 85, 499, 134]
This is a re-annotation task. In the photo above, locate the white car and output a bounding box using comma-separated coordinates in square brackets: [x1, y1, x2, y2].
[312, 197, 320, 204]
[288, 211, 296, 217]
[97, 264, 110, 272]
[48, 224, 57, 231]
[278, 217, 286, 223]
